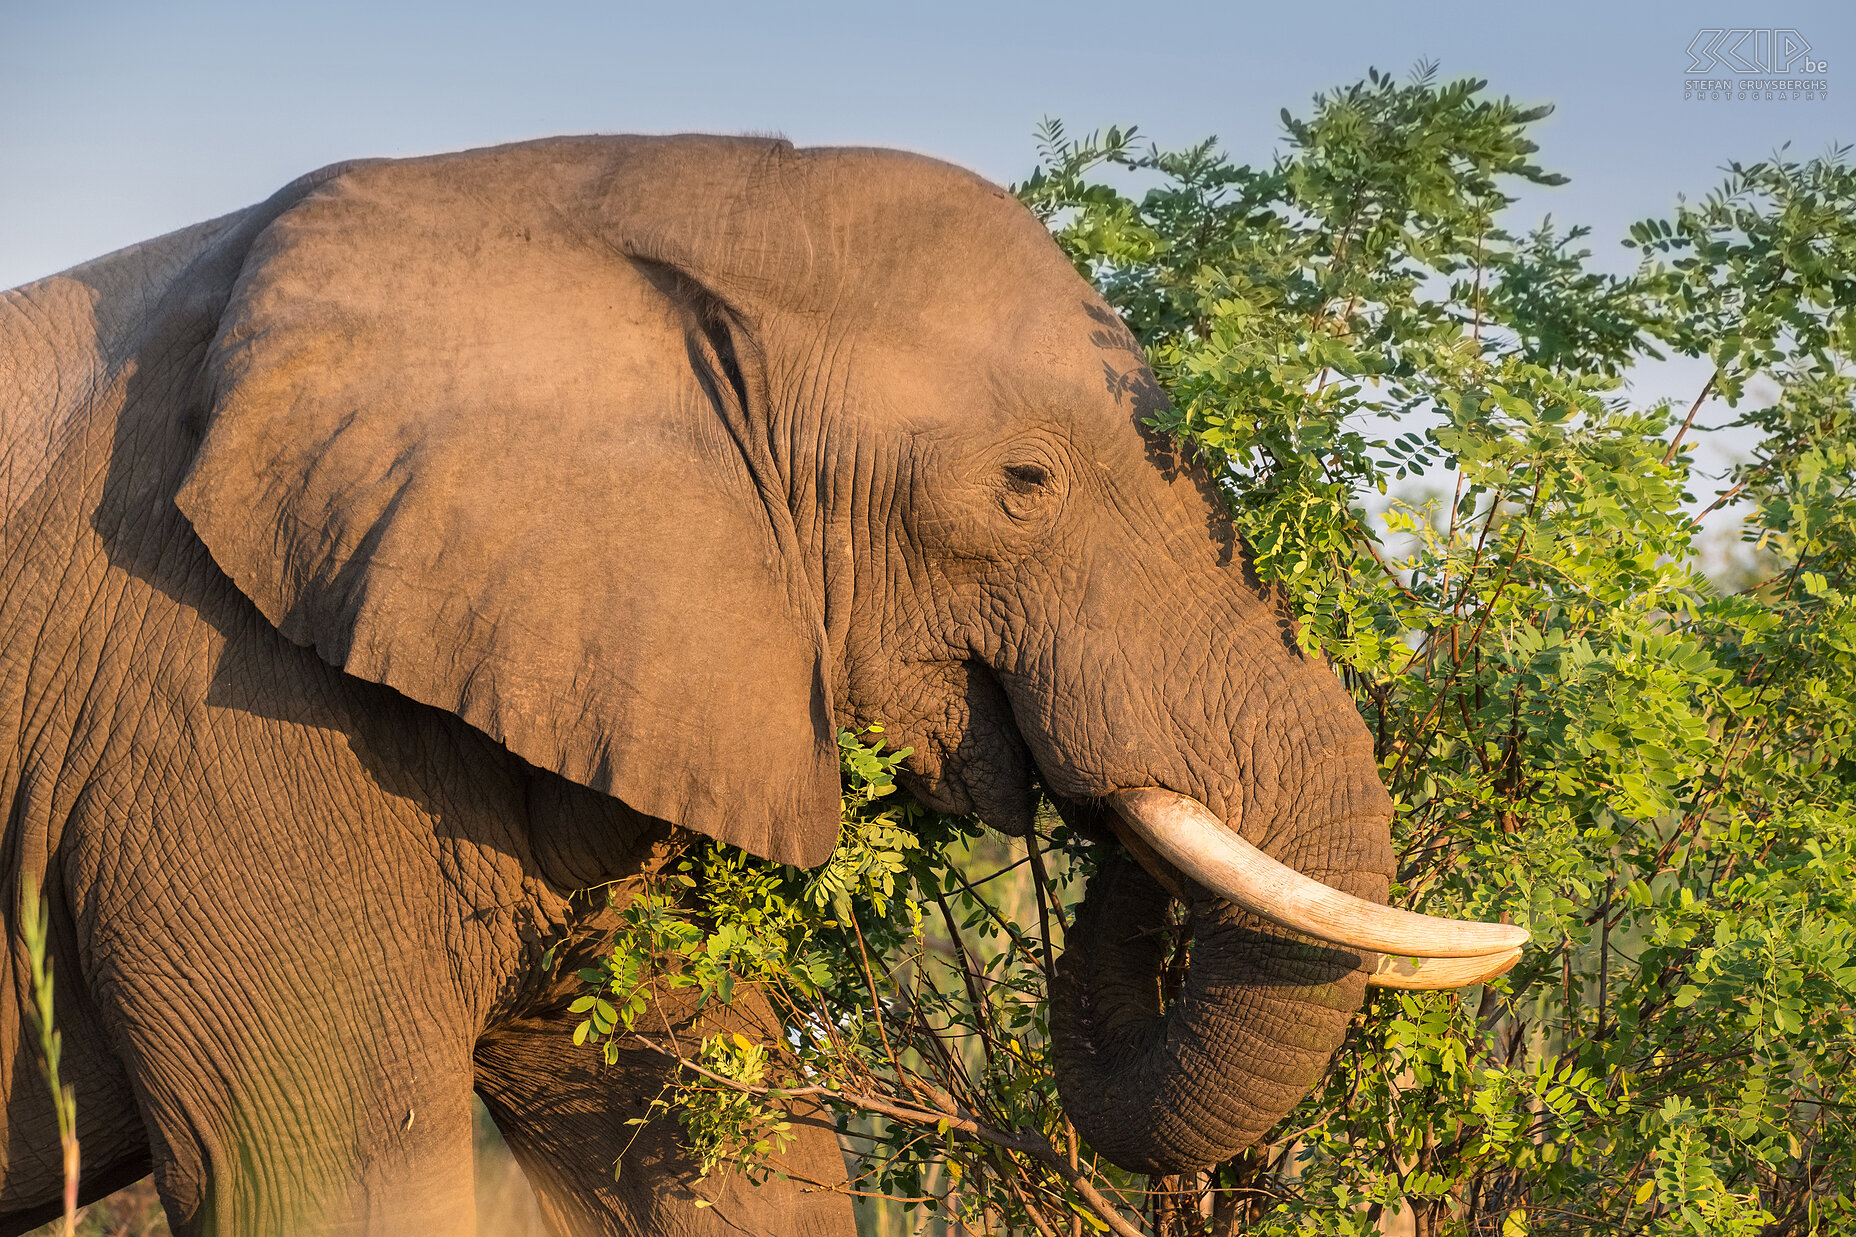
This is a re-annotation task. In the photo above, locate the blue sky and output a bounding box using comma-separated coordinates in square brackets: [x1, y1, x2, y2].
[2, 1, 1849, 503]
[4, 1, 1849, 290]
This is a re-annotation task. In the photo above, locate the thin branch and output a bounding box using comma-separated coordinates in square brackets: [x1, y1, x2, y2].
[1023, 832, 1062, 979]
[941, 866, 1046, 958]
[1356, 530, 1427, 607]
[1660, 372, 1717, 466]
[1693, 480, 1747, 522]
[776, 1170, 941, 1205]
[846, 916, 927, 1108]
[626, 1034, 1149, 1237]
[932, 891, 1004, 1069]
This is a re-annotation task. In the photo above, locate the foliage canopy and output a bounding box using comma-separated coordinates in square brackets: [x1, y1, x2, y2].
[574, 66, 1856, 1237]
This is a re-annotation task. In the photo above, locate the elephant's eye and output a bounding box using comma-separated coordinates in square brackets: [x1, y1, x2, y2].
[999, 458, 1060, 525]
[1003, 462, 1051, 492]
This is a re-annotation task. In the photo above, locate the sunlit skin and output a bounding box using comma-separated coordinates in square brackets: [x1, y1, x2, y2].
[0, 135, 1451, 1234]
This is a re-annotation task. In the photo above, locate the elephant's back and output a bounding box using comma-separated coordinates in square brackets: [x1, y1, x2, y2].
[0, 215, 247, 743]
[1, 217, 241, 827]
[1, 164, 372, 578]
[0, 214, 243, 508]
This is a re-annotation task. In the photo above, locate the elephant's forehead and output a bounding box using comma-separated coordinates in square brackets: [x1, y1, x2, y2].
[850, 309, 1150, 439]
[992, 305, 1162, 441]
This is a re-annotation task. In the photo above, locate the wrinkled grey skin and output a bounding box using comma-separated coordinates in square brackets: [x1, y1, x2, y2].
[0, 136, 1393, 1235]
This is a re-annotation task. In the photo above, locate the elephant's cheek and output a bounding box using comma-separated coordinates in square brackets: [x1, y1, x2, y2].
[882, 661, 1039, 835]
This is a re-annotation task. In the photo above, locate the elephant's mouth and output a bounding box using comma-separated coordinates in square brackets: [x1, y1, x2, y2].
[1104, 788, 1526, 990]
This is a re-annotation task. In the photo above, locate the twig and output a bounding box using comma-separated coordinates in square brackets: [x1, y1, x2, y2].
[1660, 372, 1717, 466]
[942, 866, 1046, 958]
[1595, 877, 1613, 1051]
[1067, 1124, 1084, 1237]
[627, 1034, 1149, 1237]
[775, 1168, 940, 1205]
[1389, 526, 1532, 786]
[995, 1147, 1065, 1237]
[1357, 531, 1427, 607]
[932, 892, 1004, 1068]
[1694, 480, 1747, 522]
[847, 917, 913, 1094]
[1023, 833, 1061, 979]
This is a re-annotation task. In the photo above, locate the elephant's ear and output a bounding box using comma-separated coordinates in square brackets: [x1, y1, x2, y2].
[178, 147, 841, 867]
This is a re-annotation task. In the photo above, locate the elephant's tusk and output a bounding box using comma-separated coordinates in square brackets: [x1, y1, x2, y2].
[1107, 788, 1529, 961]
[1364, 948, 1523, 990]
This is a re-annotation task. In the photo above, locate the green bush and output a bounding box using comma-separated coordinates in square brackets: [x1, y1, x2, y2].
[576, 67, 1856, 1236]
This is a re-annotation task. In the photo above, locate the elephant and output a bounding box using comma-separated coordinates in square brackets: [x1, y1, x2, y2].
[0, 134, 1526, 1235]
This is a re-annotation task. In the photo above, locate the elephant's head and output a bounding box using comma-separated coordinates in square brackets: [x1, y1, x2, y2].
[178, 135, 1523, 1174]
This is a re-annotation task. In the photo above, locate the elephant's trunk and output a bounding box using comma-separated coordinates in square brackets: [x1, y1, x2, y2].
[1050, 849, 1365, 1174]
[1050, 792, 1526, 1174]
